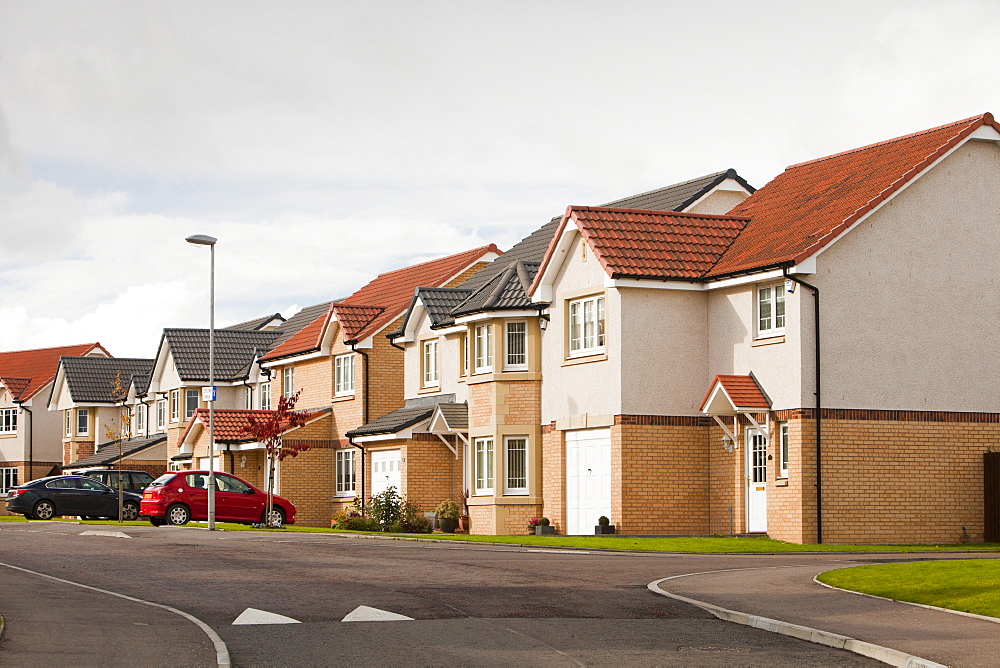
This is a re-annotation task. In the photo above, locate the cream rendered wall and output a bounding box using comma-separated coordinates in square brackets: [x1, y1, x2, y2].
[619, 287, 709, 416]
[686, 188, 748, 216]
[0, 387, 25, 462]
[541, 234, 622, 423]
[810, 138, 1000, 411]
[706, 284, 805, 409]
[403, 308, 468, 402]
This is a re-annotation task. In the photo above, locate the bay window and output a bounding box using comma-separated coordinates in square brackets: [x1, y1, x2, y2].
[474, 324, 493, 373]
[474, 437, 494, 494]
[504, 436, 527, 494]
[504, 321, 527, 370]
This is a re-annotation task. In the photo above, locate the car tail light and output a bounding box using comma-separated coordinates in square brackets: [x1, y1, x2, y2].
[7, 489, 25, 498]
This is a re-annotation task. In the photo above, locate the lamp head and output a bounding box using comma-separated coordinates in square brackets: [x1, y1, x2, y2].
[185, 234, 218, 246]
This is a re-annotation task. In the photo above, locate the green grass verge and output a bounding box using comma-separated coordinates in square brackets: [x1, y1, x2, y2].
[4, 514, 1000, 554]
[817, 559, 1000, 618]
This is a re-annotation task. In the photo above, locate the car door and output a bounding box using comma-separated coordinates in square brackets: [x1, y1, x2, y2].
[75, 478, 117, 516]
[182, 473, 210, 520]
[45, 479, 87, 516]
[217, 474, 261, 522]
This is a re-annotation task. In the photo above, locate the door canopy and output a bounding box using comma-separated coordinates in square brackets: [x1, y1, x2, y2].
[700, 374, 771, 452]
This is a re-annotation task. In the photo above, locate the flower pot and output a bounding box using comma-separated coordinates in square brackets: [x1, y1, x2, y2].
[535, 526, 555, 536]
[595, 524, 616, 535]
[439, 517, 458, 533]
[458, 514, 470, 533]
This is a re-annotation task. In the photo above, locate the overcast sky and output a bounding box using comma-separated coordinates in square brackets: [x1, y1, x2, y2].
[2, 0, 999, 358]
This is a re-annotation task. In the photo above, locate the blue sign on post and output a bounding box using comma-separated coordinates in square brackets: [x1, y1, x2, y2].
[201, 386, 217, 402]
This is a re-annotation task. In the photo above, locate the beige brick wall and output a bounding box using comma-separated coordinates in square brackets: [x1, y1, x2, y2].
[541, 423, 565, 532]
[402, 433, 464, 514]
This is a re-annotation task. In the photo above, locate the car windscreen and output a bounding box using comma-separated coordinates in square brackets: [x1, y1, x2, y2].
[148, 473, 177, 487]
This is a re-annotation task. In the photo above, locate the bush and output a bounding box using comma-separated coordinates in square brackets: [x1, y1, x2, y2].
[333, 487, 433, 534]
[598, 516, 610, 526]
[435, 500, 461, 520]
[332, 508, 378, 531]
[539, 517, 550, 526]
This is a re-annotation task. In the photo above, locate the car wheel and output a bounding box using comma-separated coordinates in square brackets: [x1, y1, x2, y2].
[166, 504, 190, 526]
[33, 500, 56, 521]
[148, 517, 165, 527]
[120, 501, 140, 522]
[262, 507, 285, 528]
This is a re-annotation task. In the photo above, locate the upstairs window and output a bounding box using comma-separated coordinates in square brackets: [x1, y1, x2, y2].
[474, 324, 493, 373]
[65, 410, 72, 437]
[244, 386, 253, 410]
[334, 354, 355, 396]
[260, 382, 272, 410]
[185, 389, 199, 419]
[156, 400, 166, 430]
[757, 284, 785, 337]
[422, 340, 439, 388]
[77, 408, 89, 436]
[170, 390, 179, 422]
[505, 321, 527, 370]
[283, 367, 295, 398]
[0, 408, 17, 434]
[569, 295, 605, 356]
[461, 333, 470, 376]
[136, 404, 145, 435]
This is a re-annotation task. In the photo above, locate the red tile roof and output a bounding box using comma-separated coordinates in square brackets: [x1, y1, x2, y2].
[700, 374, 771, 412]
[180, 408, 328, 444]
[567, 207, 751, 279]
[710, 113, 999, 276]
[0, 343, 109, 401]
[258, 308, 332, 362]
[335, 244, 501, 343]
[331, 305, 386, 342]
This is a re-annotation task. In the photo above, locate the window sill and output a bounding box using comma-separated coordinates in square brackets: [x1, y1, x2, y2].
[417, 385, 441, 394]
[332, 394, 355, 403]
[775, 478, 789, 487]
[561, 352, 607, 367]
[752, 335, 785, 347]
[467, 370, 541, 385]
[335, 492, 356, 498]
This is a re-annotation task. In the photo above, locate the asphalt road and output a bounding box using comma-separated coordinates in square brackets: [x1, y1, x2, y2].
[0, 522, 912, 666]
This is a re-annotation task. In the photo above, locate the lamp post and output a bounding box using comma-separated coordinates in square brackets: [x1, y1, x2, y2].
[185, 233, 218, 530]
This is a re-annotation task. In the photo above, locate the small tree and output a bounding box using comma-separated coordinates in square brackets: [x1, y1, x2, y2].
[241, 390, 307, 526]
[101, 371, 131, 523]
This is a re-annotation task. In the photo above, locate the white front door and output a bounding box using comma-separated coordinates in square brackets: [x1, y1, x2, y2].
[746, 428, 767, 532]
[565, 428, 611, 535]
[371, 450, 401, 497]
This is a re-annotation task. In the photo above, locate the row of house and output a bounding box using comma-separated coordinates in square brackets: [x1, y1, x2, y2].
[3, 112, 999, 543]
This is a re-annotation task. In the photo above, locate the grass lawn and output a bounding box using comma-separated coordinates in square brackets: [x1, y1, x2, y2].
[5, 514, 1000, 554]
[817, 559, 1000, 618]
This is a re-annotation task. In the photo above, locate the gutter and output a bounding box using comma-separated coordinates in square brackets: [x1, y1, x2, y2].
[348, 435, 366, 510]
[782, 266, 823, 544]
[348, 341, 370, 509]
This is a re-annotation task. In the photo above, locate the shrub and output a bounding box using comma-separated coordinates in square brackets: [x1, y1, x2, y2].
[369, 487, 404, 530]
[598, 516, 610, 526]
[539, 517, 550, 526]
[332, 509, 378, 531]
[435, 500, 461, 520]
[331, 488, 432, 534]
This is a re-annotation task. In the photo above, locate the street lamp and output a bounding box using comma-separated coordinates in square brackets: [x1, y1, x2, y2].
[185, 233, 218, 530]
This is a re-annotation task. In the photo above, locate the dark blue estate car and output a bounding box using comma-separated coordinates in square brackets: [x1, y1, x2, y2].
[5, 475, 142, 521]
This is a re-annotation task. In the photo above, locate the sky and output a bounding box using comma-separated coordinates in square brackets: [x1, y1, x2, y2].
[2, 0, 999, 358]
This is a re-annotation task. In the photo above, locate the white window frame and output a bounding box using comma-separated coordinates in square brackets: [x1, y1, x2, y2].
[77, 408, 89, 436]
[474, 437, 494, 495]
[473, 324, 493, 374]
[156, 400, 166, 430]
[283, 367, 294, 399]
[568, 295, 605, 357]
[185, 389, 199, 419]
[422, 339, 440, 388]
[170, 389, 179, 422]
[244, 386, 253, 410]
[0, 408, 17, 434]
[757, 283, 786, 337]
[65, 409, 72, 437]
[260, 382, 272, 410]
[335, 450, 356, 496]
[0, 467, 17, 495]
[334, 354, 355, 397]
[778, 422, 790, 478]
[503, 436, 528, 495]
[504, 321, 528, 370]
[136, 404, 145, 435]
[462, 333, 470, 376]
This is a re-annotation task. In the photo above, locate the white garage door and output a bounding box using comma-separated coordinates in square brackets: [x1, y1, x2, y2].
[371, 450, 401, 497]
[565, 428, 611, 535]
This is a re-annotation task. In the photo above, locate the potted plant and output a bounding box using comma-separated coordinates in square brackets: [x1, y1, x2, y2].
[458, 489, 471, 532]
[527, 517, 541, 534]
[595, 515, 616, 535]
[435, 500, 461, 533]
[535, 517, 555, 536]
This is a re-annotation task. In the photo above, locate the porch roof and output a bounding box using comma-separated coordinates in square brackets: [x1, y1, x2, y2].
[700, 374, 771, 415]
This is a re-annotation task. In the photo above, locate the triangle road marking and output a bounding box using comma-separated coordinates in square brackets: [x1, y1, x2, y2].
[342, 605, 414, 622]
[232, 608, 301, 625]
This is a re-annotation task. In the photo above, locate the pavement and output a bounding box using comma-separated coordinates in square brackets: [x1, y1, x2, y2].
[651, 559, 1000, 667]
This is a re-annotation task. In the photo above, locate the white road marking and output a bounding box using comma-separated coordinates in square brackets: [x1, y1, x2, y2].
[0, 560, 230, 666]
[80, 531, 132, 538]
[232, 608, 301, 625]
[524, 549, 591, 554]
[342, 605, 414, 622]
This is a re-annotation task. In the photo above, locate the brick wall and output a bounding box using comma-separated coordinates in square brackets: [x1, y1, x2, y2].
[541, 423, 565, 532]
[402, 433, 463, 513]
[287, 357, 332, 409]
[277, 442, 336, 527]
[64, 440, 95, 464]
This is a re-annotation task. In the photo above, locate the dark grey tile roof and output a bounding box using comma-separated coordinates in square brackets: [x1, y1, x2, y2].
[64, 434, 167, 469]
[432, 402, 468, 431]
[388, 288, 473, 337]
[163, 329, 282, 382]
[267, 301, 334, 350]
[344, 405, 434, 437]
[224, 313, 285, 331]
[60, 356, 155, 403]
[452, 261, 540, 316]
[451, 171, 751, 315]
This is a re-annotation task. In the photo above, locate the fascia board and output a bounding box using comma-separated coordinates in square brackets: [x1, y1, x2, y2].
[530, 217, 579, 303]
[260, 349, 325, 368]
[455, 310, 539, 324]
[400, 300, 428, 343]
[432, 325, 466, 336]
[46, 367, 68, 411]
[609, 269, 784, 292]
[352, 430, 414, 443]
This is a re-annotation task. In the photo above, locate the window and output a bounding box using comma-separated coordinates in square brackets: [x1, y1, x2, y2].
[170, 389, 179, 422]
[244, 386, 253, 410]
[334, 354, 355, 396]
[568, 295, 605, 356]
[185, 389, 199, 419]
[283, 367, 294, 398]
[76, 408, 89, 436]
[504, 436, 527, 494]
[758, 284, 786, 336]
[422, 340, 439, 387]
[1, 467, 17, 494]
[474, 324, 493, 373]
[474, 437, 494, 494]
[0, 408, 18, 434]
[336, 450, 355, 495]
[778, 422, 790, 478]
[260, 382, 272, 410]
[461, 333, 470, 376]
[136, 404, 145, 435]
[65, 410, 72, 437]
[156, 400, 166, 430]
[505, 321, 527, 370]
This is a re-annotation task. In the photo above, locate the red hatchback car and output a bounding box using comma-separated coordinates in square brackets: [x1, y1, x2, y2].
[140, 470, 296, 527]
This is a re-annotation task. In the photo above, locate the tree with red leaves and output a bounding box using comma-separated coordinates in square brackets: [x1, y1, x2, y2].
[242, 390, 307, 526]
